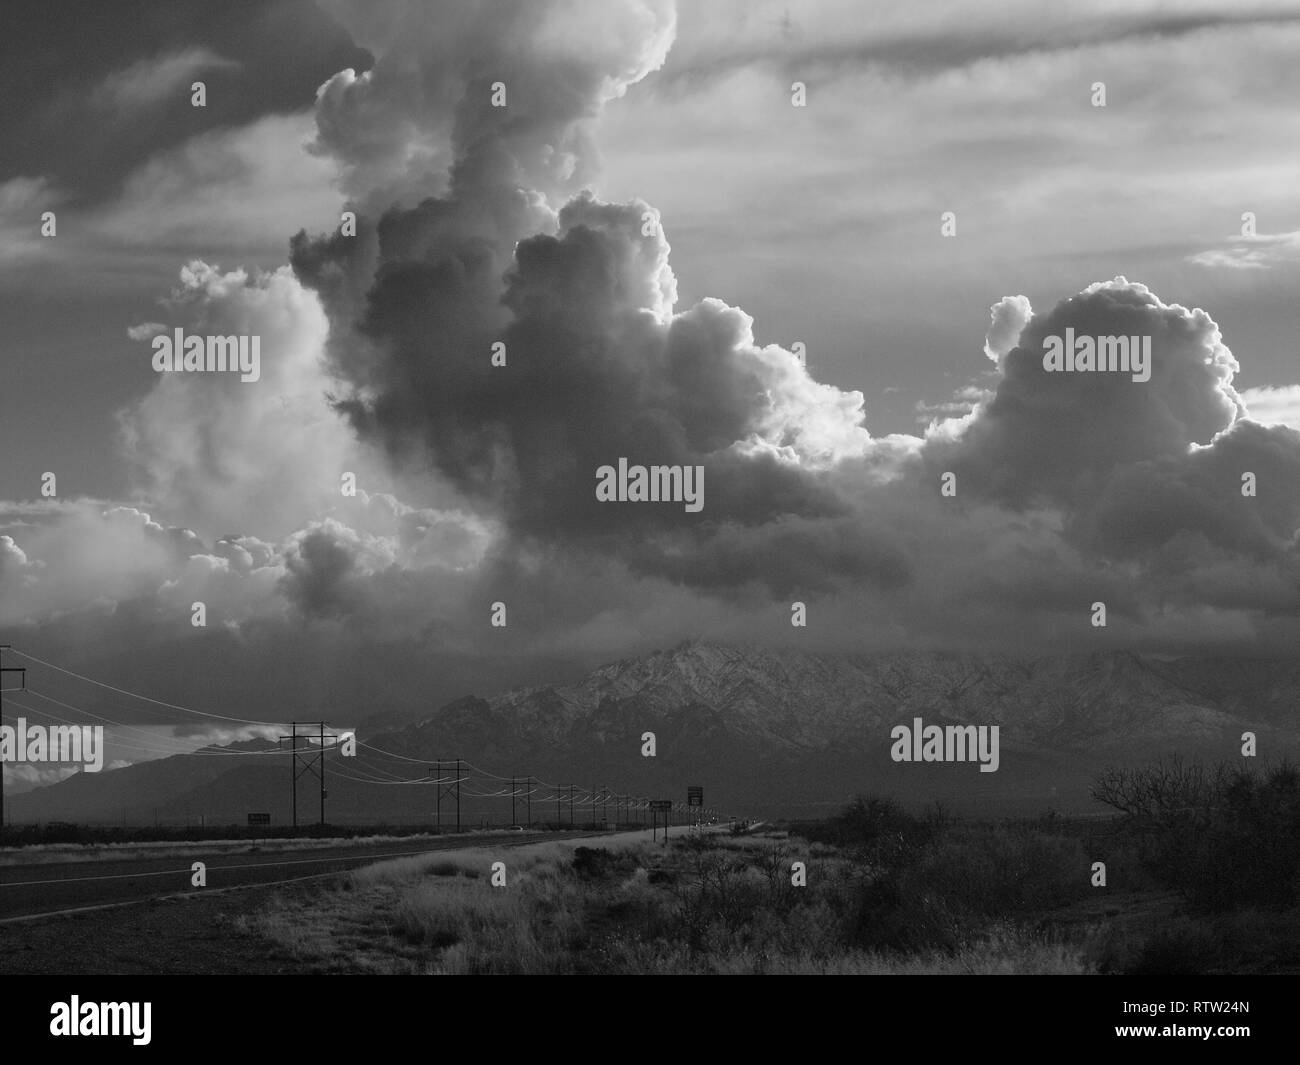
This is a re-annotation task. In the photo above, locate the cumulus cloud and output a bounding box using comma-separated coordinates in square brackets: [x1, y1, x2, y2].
[119, 259, 369, 542]
[9, 0, 1300, 708]
[279, 4, 1300, 650]
[930, 278, 1247, 509]
[292, 1, 885, 592]
[0, 492, 496, 665]
[984, 294, 1032, 363]
[312, 0, 676, 207]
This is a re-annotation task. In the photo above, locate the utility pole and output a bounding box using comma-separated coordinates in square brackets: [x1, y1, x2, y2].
[0, 645, 28, 833]
[278, 721, 334, 831]
[526, 776, 532, 827]
[511, 776, 516, 827]
[288, 723, 297, 828]
[568, 784, 574, 825]
[432, 760, 461, 833]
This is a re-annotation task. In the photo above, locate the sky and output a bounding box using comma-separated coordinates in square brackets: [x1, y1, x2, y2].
[2, 0, 1300, 778]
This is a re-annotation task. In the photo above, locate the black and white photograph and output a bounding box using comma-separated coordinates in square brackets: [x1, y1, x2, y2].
[1, 0, 1297, 1042]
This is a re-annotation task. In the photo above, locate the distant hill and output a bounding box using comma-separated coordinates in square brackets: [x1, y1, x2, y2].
[9, 641, 1299, 824]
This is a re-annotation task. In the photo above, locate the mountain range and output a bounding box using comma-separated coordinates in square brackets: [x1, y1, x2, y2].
[9, 640, 1298, 824]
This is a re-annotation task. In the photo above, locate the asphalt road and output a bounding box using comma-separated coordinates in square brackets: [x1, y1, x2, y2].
[0, 831, 583, 922]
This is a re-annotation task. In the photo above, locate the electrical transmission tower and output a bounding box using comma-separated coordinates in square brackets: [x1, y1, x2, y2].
[0, 646, 27, 832]
[508, 775, 534, 827]
[430, 759, 461, 832]
[277, 721, 336, 830]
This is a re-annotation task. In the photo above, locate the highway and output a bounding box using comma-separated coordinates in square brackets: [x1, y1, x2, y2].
[0, 831, 588, 923]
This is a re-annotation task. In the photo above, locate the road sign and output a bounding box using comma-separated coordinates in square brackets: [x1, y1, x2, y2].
[649, 799, 672, 811]
[247, 812, 271, 826]
[687, 786, 703, 807]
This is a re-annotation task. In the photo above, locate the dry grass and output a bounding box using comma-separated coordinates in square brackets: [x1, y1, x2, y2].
[240, 830, 1094, 975]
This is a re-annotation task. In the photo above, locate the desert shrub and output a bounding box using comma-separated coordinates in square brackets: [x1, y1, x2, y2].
[1211, 907, 1300, 971]
[571, 847, 609, 878]
[1086, 835, 1156, 893]
[571, 845, 641, 882]
[1093, 758, 1300, 912]
[907, 826, 1089, 916]
[795, 795, 936, 870]
[1125, 916, 1224, 975]
[668, 847, 768, 947]
[836, 819, 1089, 954]
[844, 869, 965, 952]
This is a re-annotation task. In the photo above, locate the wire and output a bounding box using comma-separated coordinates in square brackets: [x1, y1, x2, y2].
[8, 648, 285, 728]
[5, 695, 252, 760]
[3, 649, 700, 817]
[353, 739, 430, 764]
[21, 689, 288, 756]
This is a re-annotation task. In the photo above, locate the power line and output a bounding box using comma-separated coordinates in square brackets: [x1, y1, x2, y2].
[1, 644, 28, 830]
[3, 649, 728, 827]
[7, 647, 284, 728]
[20, 689, 287, 756]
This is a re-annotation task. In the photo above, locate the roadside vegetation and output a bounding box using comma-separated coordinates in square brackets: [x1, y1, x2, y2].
[237, 758, 1300, 974]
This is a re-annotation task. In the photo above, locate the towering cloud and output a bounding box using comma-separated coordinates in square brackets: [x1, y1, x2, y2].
[6, 0, 1300, 700]
[281, 2, 1300, 642]
[291, 0, 897, 594]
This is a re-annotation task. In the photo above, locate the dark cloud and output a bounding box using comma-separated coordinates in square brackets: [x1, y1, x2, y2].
[286, 4, 1300, 636]
[279, 521, 366, 618]
[0, 0, 370, 203]
[311, 0, 676, 206]
[928, 279, 1245, 510]
[290, 1, 882, 595]
[297, 180, 873, 591]
[902, 278, 1300, 639]
[12, 0, 1300, 687]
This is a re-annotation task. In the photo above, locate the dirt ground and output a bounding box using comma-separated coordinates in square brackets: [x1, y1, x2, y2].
[0, 885, 310, 975]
